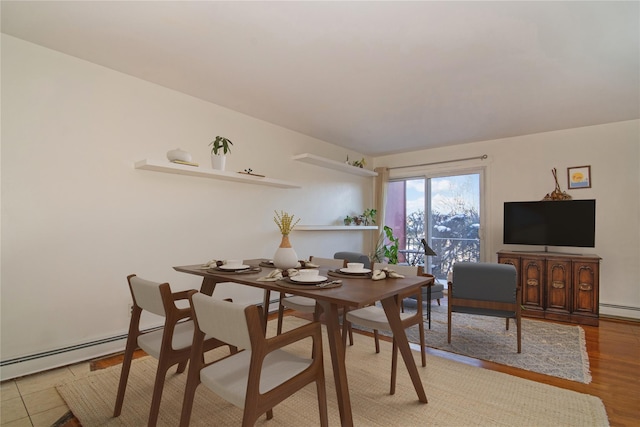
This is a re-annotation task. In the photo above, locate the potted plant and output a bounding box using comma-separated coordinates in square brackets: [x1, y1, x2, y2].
[382, 225, 399, 264]
[209, 136, 233, 170]
[344, 215, 353, 226]
[362, 208, 377, 225]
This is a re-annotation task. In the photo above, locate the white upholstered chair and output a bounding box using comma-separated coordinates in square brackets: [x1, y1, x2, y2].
[180, 294, 328, 427]
[345, 263, 426, 394]
[114, 275, 230, 426]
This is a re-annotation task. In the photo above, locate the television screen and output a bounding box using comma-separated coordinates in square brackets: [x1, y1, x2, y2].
[503, 200, 596, 248]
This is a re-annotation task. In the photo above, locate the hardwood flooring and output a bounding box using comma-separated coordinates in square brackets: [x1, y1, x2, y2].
[55, 309, 639, 427]
[301, 300, 640, 427]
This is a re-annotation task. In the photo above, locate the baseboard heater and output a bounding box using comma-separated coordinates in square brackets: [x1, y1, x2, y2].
[1, 297, 281, 368]
[0, 325, 162, 367]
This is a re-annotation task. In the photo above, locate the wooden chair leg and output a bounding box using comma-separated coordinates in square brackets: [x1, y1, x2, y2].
[447, 305, 452, 343]
[374, 330, 380, 353]
[390, 338, 398, 395]
[176, 359, 188, 374]
[147, 359, 171, 427]
[506, 317, 510, 330]
[113, 338, 137, 417]
[516, 315, 522, 353]
[276, 293, 286, 335]
[419, 317, 426, 367]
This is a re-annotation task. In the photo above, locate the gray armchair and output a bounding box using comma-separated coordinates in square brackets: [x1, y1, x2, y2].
[448, 262, 521, 353]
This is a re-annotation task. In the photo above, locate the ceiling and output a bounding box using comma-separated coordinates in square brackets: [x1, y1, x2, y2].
[2, 1, 638, 156]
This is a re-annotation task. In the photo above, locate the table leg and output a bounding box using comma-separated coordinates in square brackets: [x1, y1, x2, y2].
[380, 296, 428, 403]
[318, 301, 353, 427]
[199, 277, 218, 296]
[428, 285, 432, 329]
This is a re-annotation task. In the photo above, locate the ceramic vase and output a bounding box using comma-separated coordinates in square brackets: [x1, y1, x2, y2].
[273, 234, 299, 269]
[211, 154, 226, 170]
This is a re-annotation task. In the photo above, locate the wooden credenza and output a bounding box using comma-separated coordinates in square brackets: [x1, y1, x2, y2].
[497, 250, 601, 326]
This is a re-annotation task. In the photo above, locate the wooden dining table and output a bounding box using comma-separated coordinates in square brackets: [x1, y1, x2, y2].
[174, 259, 430, 426]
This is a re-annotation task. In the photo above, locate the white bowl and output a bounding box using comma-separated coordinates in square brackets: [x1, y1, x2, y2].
[225, 259, 243, 268]
[297, 269, 319, 279]
[347, 262, 364, 271]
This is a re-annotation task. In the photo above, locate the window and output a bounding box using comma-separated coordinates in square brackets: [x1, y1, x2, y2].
[384, 170, 483, 283]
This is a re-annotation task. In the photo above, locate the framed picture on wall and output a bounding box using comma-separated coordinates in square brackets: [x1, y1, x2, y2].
[567, 165, 591, 189]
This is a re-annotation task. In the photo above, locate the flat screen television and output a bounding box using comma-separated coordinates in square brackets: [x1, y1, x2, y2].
[503, 200, 596, 248]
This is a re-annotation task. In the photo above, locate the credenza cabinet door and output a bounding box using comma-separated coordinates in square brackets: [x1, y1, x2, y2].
[546, 258, 572, 318]
[572, 260, 599, 320]
[521, 257, 545, 314]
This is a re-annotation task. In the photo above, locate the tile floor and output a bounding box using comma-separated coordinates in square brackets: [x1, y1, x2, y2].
[0, 361, 90, 427]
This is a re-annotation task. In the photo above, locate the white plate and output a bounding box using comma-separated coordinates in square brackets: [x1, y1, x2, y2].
[219, 264, 251, 271]
[340, 268, 371, 274]
[290, 275, 327, 283]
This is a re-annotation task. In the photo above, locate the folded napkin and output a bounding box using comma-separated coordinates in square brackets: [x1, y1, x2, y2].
[201, 259, 223, 269]
[257, 268, 300, 282]
[299, 260, 319, 268]
[201, 259, 243, 269]
[371, 267, 405, 281]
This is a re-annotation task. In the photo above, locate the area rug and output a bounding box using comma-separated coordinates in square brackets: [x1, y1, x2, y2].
[57, 317, 608, 426]
[372, 299, 592, 383]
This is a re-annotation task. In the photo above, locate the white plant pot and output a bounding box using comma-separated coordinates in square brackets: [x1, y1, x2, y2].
[210, 154, 226, 170]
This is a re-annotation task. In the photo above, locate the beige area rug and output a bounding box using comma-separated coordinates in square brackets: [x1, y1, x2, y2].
[57, 317, 608, 426]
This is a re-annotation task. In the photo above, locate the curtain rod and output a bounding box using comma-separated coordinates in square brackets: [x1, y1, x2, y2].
[388, 154, 488, 170]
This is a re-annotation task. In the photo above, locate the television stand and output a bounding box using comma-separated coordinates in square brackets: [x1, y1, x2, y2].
[497, 250, 600, 326]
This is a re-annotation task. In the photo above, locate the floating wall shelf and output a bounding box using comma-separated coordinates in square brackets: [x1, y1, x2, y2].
[134, 159, 301, 189]
[295, 225, 379, 231]
[292, 153, 378, 177]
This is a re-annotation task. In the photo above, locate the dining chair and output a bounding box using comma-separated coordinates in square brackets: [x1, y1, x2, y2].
[345, 263, 426, 394]
[180, 294, 329, 427]
[114, 274, 231, 426]
[276, 256, 350, 341]
[448, 262, 521, 352]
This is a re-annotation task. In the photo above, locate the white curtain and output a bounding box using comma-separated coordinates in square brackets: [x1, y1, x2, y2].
[373, 167, 389, 259]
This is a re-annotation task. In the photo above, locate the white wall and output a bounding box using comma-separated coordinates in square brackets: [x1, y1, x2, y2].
[0, 35, 377, 379]
[374, 120, 640, 320]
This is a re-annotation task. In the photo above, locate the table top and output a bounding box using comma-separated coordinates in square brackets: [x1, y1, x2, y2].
[174, 259, 432, 308]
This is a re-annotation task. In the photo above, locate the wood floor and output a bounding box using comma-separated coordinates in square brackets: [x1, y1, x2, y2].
[61, 307, 639, 427]
[425, 315, 640, 427]
[301, 301, 640, 427]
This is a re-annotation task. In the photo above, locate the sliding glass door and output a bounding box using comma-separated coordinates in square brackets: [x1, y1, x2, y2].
[385, 171, 483, 283]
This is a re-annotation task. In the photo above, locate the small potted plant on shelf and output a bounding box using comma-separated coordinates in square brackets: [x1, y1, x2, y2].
[209, 136, 233, 170]
[362, 208, 377, 225]
[344, 215, 353, 226]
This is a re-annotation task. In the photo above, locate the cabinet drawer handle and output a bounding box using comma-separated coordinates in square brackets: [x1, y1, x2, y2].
[579, 283, 592, 291]
[526, 279, 539, 287]
[552, 281, 565, 289]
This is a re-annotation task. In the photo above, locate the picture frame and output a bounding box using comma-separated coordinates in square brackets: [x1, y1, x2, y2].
[567, 165, 591, 189]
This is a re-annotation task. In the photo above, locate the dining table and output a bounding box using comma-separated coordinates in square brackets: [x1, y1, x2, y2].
[174, 259, 430, 427]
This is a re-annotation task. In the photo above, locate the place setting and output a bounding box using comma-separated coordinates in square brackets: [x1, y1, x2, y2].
[201, 259, 262, 274]
[258, 259, 320, 269]
[258, 268, 342, 289]
[328, 262, 372, 279]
